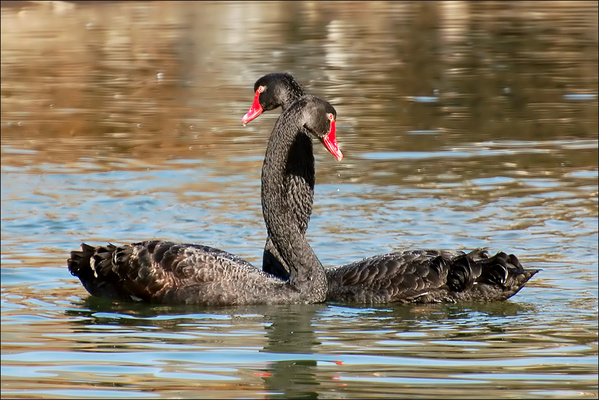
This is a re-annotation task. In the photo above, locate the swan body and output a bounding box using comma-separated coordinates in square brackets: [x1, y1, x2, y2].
[326, 249, 537, 303]
[69, 241, 297, 305]
[242, 73, 539, 304]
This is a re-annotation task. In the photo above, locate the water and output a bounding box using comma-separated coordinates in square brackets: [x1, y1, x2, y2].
[1, 1, 597, 398]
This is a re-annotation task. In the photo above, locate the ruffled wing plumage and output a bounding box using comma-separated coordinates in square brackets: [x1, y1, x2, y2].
[68, 241, 292, 305]
[325, 249, 539, 304]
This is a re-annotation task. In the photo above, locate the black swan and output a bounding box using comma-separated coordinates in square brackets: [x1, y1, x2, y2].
[67, 96, 342, 306]
[242, 72, 539, 303]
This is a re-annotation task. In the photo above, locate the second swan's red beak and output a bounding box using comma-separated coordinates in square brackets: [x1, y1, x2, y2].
[242, 89, 263, 125]
[323, 119, 343, 161]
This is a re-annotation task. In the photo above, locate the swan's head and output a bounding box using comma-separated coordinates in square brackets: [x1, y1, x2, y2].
[296, 96, 343, 162]
[242, 73, 304, 125]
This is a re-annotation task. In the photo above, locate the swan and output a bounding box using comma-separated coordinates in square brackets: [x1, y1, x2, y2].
[68, 96, 342, 306]
[242, 72, 539, 303]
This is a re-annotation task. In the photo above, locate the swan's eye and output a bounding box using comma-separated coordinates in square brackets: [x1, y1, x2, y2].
[257, 86, 265, 94]
[327, 113, 335, 121]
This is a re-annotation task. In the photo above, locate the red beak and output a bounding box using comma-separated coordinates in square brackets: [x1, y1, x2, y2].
[242, 89, 264, 125]
[322, 119, 343, 161]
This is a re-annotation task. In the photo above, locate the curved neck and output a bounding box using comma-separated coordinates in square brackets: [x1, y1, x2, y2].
[261, 108, 326, 294]
[279, 80, 306, 111]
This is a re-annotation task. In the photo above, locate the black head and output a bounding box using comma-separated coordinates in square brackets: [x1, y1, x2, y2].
[289, 96, 343, 161]
[242, 73, 305, 125]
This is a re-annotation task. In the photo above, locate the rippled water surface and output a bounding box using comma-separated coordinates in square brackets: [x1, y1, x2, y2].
[1, 1, 598, 398]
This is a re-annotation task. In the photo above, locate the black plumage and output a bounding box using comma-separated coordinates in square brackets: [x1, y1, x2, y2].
[68, 96, 341, 306]
[242, 73, 539, 304]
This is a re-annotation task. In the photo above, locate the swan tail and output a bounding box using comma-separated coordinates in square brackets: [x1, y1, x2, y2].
[68, 242, 130, 300]
[68, 242, 162, 301]
[447, 249, 540, 302]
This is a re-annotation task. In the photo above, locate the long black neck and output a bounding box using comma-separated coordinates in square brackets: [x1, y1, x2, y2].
[261, 106, 326, 296]
[279, 75, 306, 111]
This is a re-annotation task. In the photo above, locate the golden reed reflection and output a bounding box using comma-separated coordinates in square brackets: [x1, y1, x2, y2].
[1, 1, 597, 187]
